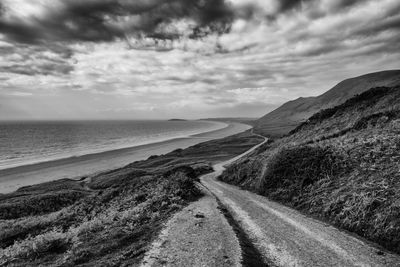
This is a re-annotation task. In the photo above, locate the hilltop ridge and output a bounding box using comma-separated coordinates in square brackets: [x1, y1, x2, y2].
[255, 70, 400, 136]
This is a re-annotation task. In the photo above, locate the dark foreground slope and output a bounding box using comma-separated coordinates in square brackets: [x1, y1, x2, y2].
[220, 86, 400, 254]
[0, 131, 263, 266]
[255, 70, 400, 136]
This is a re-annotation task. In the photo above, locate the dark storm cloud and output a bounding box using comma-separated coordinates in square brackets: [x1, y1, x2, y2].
[278, 0, 313, 13]
[329, 0, 363, 10]
[0, 0, 380, 50]
[0, 0, 235, 44]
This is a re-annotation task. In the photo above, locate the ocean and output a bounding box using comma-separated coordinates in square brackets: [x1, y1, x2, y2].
[0, 120, 225, 170]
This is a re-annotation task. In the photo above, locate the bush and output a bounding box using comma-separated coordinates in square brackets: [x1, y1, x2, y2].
[353, 110, 399, 131]
[0, 191, 87, 220]
[219, 157, 264, 191]
[260, 145, 349, 202]
[168, 172, 202, 201]
[0, 230, 73, 265]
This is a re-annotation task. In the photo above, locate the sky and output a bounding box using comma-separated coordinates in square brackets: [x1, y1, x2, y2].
[0, 0, 399, 120]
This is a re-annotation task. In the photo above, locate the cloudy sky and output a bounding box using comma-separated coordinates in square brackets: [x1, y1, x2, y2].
[0, 0, 399, 120]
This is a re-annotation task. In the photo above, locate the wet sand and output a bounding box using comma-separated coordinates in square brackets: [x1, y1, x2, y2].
[0, 122, 251, 194]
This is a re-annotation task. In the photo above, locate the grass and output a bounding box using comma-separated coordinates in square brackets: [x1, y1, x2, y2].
[258, 145, 350, 202]
[219, 86, 400, 254]
[291, 86, 395, 134]
[1, 229, 74, 263]
[0, 189, 88, 220]
[352, 110, 400, 131]
[0, 129, 263, 266]
[0, 168, 203, 266]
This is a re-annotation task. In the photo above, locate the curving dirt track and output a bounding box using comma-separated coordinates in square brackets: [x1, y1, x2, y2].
[143, 134, 400, 266]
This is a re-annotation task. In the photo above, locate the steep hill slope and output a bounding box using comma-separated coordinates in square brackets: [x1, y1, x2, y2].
[220, 85, 400, 254]
[255, 70, 400, 136]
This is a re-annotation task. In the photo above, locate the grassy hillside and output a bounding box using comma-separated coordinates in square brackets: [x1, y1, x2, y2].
[0, 131, 263, 266]
[220, 86, 400, 253]
[255, 70, 400, 137]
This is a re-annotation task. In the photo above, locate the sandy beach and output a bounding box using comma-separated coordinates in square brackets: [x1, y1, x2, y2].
[0, 122, 251, 194]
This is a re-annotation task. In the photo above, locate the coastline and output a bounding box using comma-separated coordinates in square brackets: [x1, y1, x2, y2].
[0, 120, 226, 171]
[0, 122, 251, 194]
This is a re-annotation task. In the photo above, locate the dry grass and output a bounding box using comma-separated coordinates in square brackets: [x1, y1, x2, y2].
[0, 190, 88, 220]
[220, 86, 400, 253]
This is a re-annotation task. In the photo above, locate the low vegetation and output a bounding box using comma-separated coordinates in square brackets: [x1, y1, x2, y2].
[258, 145, 351, 202]
[291, 86, 397, 134]
[0, 130, 263, 266]
[0, 189, 88, 220]
[0, 171, 203, 266]
[220, 86, 400, 254]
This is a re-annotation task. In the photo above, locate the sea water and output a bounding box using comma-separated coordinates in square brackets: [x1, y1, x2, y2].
[0, 120, 224, 170]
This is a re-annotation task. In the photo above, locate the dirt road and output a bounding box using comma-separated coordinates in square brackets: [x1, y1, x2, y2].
[143, 135, 400, 266]
[201, 139, 400, 266]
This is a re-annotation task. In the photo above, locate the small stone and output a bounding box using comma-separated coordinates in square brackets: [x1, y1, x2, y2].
[195, 213, 205, 218]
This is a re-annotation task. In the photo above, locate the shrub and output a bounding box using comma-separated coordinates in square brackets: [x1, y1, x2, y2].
[219, 157, 264, 191]
[0, 230, 73, 265]
[0, 191, 87, 220]
[353, 110, 400, 131]
[0, 209, 71, 249]
[260, 145, 349, 202]
[168, 172, 202, 201]
[147, 155, 159, 160]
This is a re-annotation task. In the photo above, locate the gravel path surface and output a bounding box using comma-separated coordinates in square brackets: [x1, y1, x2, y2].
[140, 186, 242, 267]
[140, 132, 266, 267]
[142, 133, 400, 266]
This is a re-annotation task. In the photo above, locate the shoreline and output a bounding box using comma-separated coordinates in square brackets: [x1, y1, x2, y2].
[0, 120, 227, 171]
[0, 122, 251, 194]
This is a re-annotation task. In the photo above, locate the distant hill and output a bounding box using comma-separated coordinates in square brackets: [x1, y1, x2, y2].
[254, 70, 400, 137]
[168, 119, 187, 121]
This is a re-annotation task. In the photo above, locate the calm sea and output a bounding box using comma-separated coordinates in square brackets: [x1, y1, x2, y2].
[0, 120, 224, 170]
